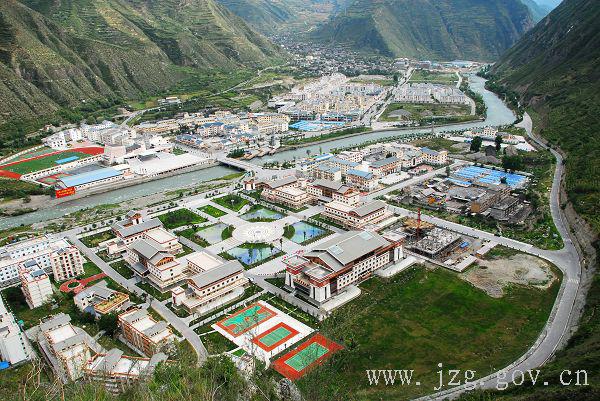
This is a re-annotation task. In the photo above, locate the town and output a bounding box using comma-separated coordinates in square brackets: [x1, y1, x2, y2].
[0, 59, 571, 399]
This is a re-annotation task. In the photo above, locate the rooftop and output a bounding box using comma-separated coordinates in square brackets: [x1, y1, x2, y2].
[59, 167, 122, 188]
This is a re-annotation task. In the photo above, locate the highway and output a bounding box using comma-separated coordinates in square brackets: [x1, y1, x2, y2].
[415, 112, 582, 399]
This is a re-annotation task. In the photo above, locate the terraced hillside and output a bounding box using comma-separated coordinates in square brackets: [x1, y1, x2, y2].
[314, 0, 534, 61]
[0, 0, 284, 142]
[216, 0, 351, 34]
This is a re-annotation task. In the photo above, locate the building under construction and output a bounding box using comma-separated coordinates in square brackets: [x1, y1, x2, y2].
[408, 227, 463, 259]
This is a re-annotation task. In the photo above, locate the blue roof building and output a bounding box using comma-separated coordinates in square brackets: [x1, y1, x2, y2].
[58, 167, 122, 189]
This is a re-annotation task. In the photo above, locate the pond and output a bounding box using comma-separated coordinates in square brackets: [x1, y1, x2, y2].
[226, 244, 282, 266]
[197, 223, 228, 245]
[289, 221, 327, 244]
[241, 207, 284, 222]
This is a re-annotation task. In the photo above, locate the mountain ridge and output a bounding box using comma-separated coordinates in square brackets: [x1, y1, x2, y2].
[0, 0, 284, 138]
[313, 0, 534, 61]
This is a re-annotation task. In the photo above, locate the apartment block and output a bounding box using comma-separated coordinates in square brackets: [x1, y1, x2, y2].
[118, 309, 174, 357]
[50, 246, 84, 282]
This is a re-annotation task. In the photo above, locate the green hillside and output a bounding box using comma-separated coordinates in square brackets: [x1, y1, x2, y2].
[314, 0, 534, 61]
[520, 0, 553, 22]
[216, 0, 347, 34]
[492, 0, 600, 233]
[0, 0, 284, 147]
[461, 1, 600, 399]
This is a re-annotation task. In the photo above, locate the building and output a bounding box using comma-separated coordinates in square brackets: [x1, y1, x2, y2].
[0, 297, 32, 365]
[84, 348, 167, 394]
[346, 169, 378, 192]
[313, 164, 342, 182]
[50, 246, 84, 283]
[31, 314, 94, 382]
[126, 238, 185, 292]
[118, 309, 174, 357]
[173, 260, 248, 312]
[420, 147, 448, 165]
[307, 179, 355, 203]
[56, 167, 124, 191]
[74, 281, 130, 318]
[284, 231, 403, 304]
[322, 188, 389, 229]
[327, 157, 360, 176]
[260, 176, 313, 209]
[368, 156, 400, 177]
[0, 236, 72, 289]
[409, 228, 462, 259]
[19, 261, 53, 308]
[143, 228, 183, 256]
[109, 212, 163, 254]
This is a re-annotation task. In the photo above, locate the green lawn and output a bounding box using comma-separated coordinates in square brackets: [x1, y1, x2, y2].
[177, 228, 210, 247]
[213, 194, 249, 212]
[202, 331, 237, 355]
[136, 282, 170, 301]
[79, 261, 103, 279]
[176, 244, 194, 257]
[409, 70, 458, 84]
[1, 151, 94, 175]
[80, 230, 115, 248]
[311, 213, 346, 230]
[295, 266, 559, 400]
[158, 208, 207, 229]
[110, 260, 134, 279]
[198, 205, 228, 218]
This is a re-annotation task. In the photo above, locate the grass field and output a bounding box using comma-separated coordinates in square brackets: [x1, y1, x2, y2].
[80, 230, 115, 248]
[296, 266, 559, 400]
[158, 208, 207, 229]
[409, 70, 458, 84]
[213, 194, 249, 212]
[198, 205, 228, 218]
[381, 102, 471, 122]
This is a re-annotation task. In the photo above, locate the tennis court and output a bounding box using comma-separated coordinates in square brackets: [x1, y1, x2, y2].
[272, 334, 343, 380]
[216, 303, 277, 337]
[252, 322, 299, 352]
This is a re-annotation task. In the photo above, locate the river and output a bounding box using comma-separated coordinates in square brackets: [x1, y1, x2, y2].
[0, 75, 513, 230]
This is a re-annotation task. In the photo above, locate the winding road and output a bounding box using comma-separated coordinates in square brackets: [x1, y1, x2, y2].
[413, 113, 582, 399]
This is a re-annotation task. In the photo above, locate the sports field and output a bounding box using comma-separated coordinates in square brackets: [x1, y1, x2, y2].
[216, 303, 276, 337]
[0, 147, 103, 177]
[252, 322, 299, 352]
[272, 334, 343, 380]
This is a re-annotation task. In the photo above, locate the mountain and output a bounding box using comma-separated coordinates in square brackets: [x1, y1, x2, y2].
[314, 0, 534, 61]
[215, 0, 351, 35]
[520, 0, 552, 22]
[473, 1, 600, 399]
[492, 0, 600, 232]
[0, 0, 283, 132]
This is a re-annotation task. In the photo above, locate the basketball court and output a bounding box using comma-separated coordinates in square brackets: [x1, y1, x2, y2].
[212, 300, 314, 364]
[272, 334, 343, 380]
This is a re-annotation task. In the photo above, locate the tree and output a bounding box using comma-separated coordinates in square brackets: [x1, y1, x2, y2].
[98, 313, 118, 336]
[445, 166, 451, 177]
[502, 155, 523, 172]
[470, 136, 483, 152]
[393, 74, 399, 83]
[495, 135, 503, 152]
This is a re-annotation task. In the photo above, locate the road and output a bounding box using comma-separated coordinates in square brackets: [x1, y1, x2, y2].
[67, 234, 209, 364]
[415, 112, 582, 399]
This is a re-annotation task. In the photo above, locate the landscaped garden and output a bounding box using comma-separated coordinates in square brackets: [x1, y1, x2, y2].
[241, 205, 284, 222]
[220, 243, 283, 268]
[158, 208, 207, 229]
[198, 205, 228, 218]
[213, 194, 249, 212]
[284, 221, 332, 244]
[136, 281, 170, 301]
[110, 260, 134, 279]
[80, 230, 115, 248]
